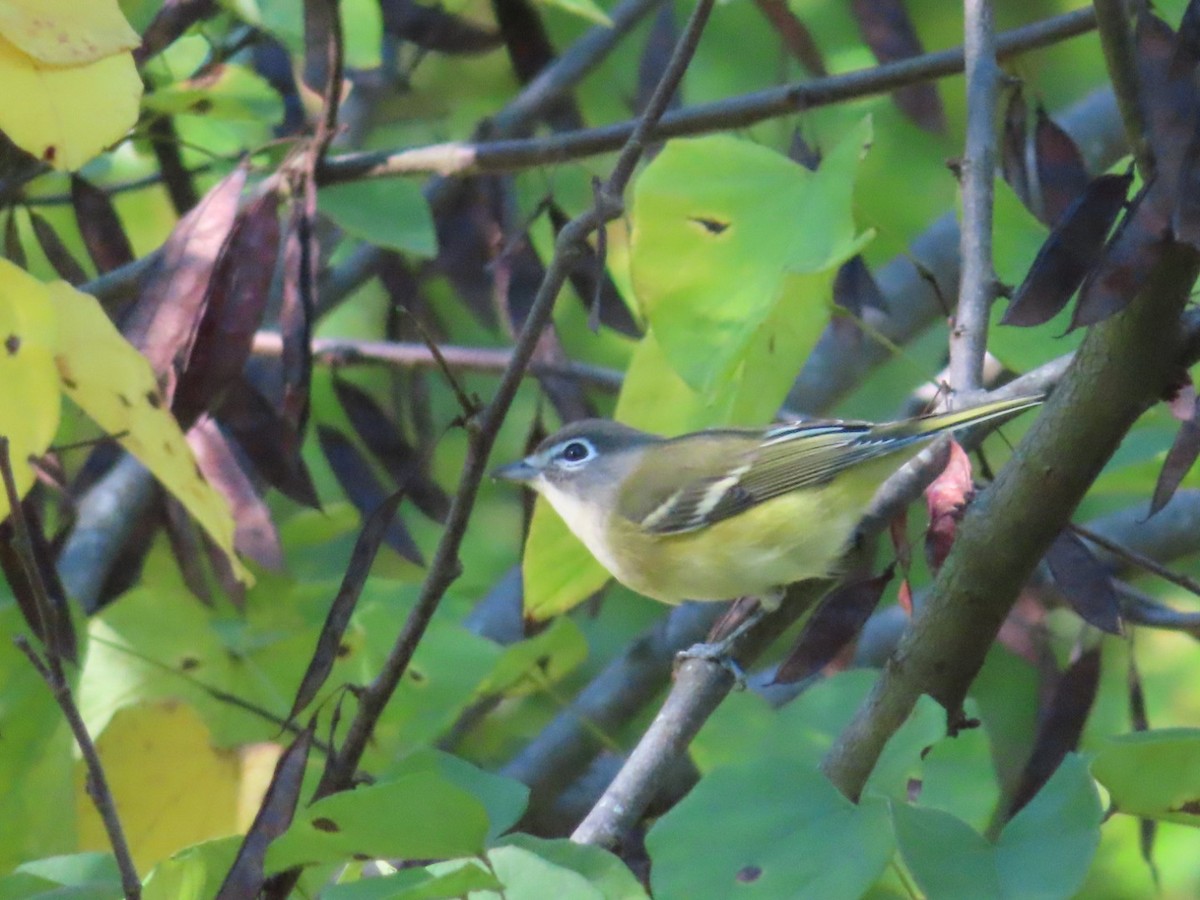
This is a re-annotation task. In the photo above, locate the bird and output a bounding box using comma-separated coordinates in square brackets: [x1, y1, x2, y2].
[493, 394, 1041, 652]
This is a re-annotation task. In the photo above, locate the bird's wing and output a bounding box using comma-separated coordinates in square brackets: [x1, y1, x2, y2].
[635, 423, 920, 534]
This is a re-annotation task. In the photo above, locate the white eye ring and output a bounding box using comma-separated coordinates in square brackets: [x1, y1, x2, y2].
[557, 439, 595, 466]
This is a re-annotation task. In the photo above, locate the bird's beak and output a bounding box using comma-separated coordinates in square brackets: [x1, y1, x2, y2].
[491, 457, 539, 483]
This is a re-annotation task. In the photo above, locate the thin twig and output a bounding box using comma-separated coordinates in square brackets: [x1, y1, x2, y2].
[250, 331, 623, 390]
[1093, 0, 1154, 179]
[320, 7, 1096, 183]
[1072, 522, 1200, 600]
[309, 0, 717, 803]
[949, 0, 1000, 395]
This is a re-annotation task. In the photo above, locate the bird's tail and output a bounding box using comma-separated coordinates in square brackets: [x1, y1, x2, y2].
[879, 394, 1044, 441]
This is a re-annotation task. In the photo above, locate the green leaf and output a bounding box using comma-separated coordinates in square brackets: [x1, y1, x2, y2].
[318, 180, 437, 258]
[1091, 728, 1200, 825]
[476, 616, 589, 696]
[895, 754, 1100, 899]
[142, 837, 242, 900]
[630, 122, 872, 398]
[536, 0, 611, 26]
[495, 836, 649, 899]
[265, 772, 490, 872]
[647, 759, 893, 899]
[324, 861, 501, 900]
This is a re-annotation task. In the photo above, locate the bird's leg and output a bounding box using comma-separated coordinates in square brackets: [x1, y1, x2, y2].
[676, 591, 781, 687]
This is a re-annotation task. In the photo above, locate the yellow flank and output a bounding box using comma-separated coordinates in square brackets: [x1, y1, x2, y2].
[602, 452, 906, 604]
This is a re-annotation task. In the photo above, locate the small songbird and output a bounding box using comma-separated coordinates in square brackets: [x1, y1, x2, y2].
[494, 395, 1041, 622]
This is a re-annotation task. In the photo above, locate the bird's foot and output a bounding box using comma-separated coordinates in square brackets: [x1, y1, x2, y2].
[675, 641, 748, 689]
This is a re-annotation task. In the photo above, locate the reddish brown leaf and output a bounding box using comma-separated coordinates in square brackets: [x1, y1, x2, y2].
[215, 720, 314, 900]
[1001, 87, 1031, 208]
[1168, 373, 1197, 421]
[1007, 647, 1101, 817]
[888, 504, 911, 572]
[287, 491, 404, 720]
[70, 176, 135, 274]
[772, 566, 894, 684]
[851, 0, 945, 133]
[173, 192, 282, 427]
[1002, 172, 1133, 327]
[1033, 107, 1090, 227]
[432, 179, 504, 327]
[188, 417, 283, 571]
[332, 377, 450, 522]
[214, 380, 319, 508]
[547, 202, 640, 337]
[28, 211, 87, 284]
[924, 439, 974, 573]
[1137, 11, 1198, 180]
[491, 0, 555, 84]
[122, 166, 248, 398]
[317, 426, 424, 565]
[1046, 531, 1122, 634]
[755, 0, 825, 76]
[379, 0, 501, 54]
[1152, 394, 1200, 515]
[280, 193, 316, 435]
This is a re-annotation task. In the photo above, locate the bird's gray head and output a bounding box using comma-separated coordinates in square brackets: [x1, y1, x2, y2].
[491, 419, 656, 504]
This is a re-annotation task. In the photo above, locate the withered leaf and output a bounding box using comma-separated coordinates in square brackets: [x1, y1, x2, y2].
[287, 490, 404, 721]
[1046, 530, 1122, 634]
[280, 193, 316, 435]
[1002, 171, 1132, 327]
[772, 566, 894, 684]
[332, 376, 450, 522]
[1033, 107, 1090, 227]
[4, 209, 26, 268]
[317, 426, 424, 565]
[1001, 87, 1030, 208]
[756, 0, 826, 77]
[379, 0, 502, 54]
[215, 720, 314, 900]
[29, 210, 87, 285]
[70, 176, 135, 274]
[851, 0, 944, 133]
[173, 192, 282, 427]
[1151, 394, 1200, 515]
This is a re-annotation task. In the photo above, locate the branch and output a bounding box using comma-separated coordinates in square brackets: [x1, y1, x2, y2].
[251, 331, 623, 391]
[949, 0, 1000, 394]
[1093, 0, 1154, 179]
[320, 7, 1096, 183]
[311, 0, 717, 801]
[821, 244, 1200, 801]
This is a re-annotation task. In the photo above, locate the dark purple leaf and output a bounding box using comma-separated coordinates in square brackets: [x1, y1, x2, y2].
[215, 378, 320, 508]
[1137, 11, 1198, 180]
[432, 179, 503, 328]
[332, 377, 450, 522]
[28, 211, 87, 284]
[1033, 107, 1090, 227]
[851, 0, 944, 133]
[1007, 646, 1101, 817]
[135, 0, 219, 66]
[287, 491, 404, 720]
[0, 502, 77, 665]
[1046, 531, 1123, 634]
[71, 176, 135, 274]
[1171, 0, 1200, 80]
[188, 417, 283, 571]
[833, 255, 887, 318]
[301, 0, 339, 94]
[173, 192, 282, 427]
[547, 202, 640, 337]
[772, 566, 894, 684]
[4, 210, 26, 268]
[1001, 87, 1030, 208]
[379, 0, 502, 54]
[215, 720, 314, 900]
[755, 0, 826, 77]
[490, 0, 580, 129]
[1172, 116, 1200, 248]
[163, 497, 214, 605]
[1002, 172, 1132, 327]
[122, 166, 247, 399]
[1151, 394, 1200, 515]
[280, 192, 316, 436]
[147, 114, 199, 215]
[317, 426, 424, 565]
[637, 4, 681, 116]
[1072, 179, 1169, 330]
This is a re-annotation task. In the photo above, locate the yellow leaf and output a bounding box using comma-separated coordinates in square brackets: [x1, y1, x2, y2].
[0, 32, 141, 171]
[76, 701, 280, 871]
[48, 281, 249, 581]
[0, 0, 139, 64]
[0, 259, 59, 521]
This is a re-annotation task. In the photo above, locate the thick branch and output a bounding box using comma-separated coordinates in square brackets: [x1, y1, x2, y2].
[821, 244, 1200, 801]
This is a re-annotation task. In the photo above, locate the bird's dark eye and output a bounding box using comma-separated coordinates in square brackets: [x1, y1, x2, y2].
[560, 440, 591, 463]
